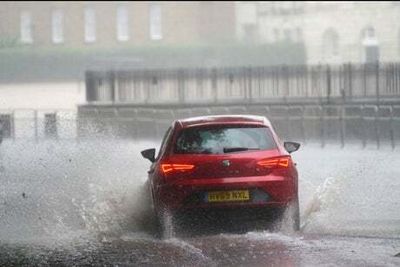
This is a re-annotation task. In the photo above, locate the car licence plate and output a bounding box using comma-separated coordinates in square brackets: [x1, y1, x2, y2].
[207, 190, 250, 203]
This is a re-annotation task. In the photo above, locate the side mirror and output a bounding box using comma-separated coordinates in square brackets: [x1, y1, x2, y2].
[141, 148, 156, 163]
[284, 142, 300, 154]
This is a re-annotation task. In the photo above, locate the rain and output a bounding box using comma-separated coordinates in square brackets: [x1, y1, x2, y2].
[0, 2, 400, 266]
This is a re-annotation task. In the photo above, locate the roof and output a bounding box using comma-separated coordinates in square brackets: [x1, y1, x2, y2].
[177, 115, 272, 128]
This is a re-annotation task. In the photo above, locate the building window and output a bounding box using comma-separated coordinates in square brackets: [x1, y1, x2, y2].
[51, 9, 64, 44]
[0, 114, 12, 139]
[44, 113, 57, 138]
[116, 5, 130, 41]
[322, 28, 339, 59]
[363, 27, 376, 40]
[361, 26, 379, 63]
[20, 11, 33, 44]
[84, 7, 96, 43]
[149, 3, 162, 40]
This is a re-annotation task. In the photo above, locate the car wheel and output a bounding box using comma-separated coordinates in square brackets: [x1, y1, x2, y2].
[157, 209, 176, 239]
[291, 198, 300, 231]
[281, 197, 300, 232]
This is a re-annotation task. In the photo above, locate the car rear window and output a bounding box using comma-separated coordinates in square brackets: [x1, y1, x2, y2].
[174, 125, 277, 154]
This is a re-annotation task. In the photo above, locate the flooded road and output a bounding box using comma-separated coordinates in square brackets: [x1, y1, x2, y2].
[0, 140, 399, 266]
[1, 233, 399, 266]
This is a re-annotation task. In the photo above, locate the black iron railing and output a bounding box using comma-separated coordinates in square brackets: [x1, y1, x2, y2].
[85, 62, 400, 105]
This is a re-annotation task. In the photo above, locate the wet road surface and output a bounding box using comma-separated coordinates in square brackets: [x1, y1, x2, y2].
[1, 232, 399, 266]
[1, 140, 400, 266]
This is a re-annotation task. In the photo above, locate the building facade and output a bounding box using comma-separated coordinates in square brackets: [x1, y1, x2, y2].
[2, 1, 400, 140]
[2, 2, 400, 64]
[0, 1, 235, 47]
[0, 1, 236, 140]
[236, 1, 400, 64]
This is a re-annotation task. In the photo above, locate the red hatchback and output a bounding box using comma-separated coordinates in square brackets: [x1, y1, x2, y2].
[141, 115, 300, 237]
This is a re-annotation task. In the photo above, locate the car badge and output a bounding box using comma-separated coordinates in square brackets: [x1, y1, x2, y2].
[222, 160, 231, 167]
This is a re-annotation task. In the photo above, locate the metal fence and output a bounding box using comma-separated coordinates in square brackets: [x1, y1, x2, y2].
[78, 103, 400, 149]
[1, 104, 399, 150]
[0, 109, 77, 141]
[85, 62, 400, 105]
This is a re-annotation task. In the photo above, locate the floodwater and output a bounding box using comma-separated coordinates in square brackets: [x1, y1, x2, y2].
[0, 139, 399, 266]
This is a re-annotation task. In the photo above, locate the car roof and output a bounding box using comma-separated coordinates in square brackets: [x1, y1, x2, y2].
[177, 115, 272, 128]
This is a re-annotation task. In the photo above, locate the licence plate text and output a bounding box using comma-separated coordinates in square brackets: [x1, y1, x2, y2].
[207, 190, 250, 202]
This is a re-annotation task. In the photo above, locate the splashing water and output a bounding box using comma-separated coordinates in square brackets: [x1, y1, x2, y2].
[301, 176, 344, 228]
[0, 139, 399, 247]
[295, 144, 400, 238]
[0, 139, 156, 245]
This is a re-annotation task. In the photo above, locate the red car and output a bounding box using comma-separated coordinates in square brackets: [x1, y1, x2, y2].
[141, 115, 300, 237]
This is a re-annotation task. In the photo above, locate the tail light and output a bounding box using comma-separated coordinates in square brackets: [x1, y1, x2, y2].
[257, 156, 291, 168]
[161, 163, 195, 174]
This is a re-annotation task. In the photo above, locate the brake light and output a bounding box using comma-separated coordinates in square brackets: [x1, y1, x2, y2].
[257, 157, 291, 168]
[161, 163, 195, 174]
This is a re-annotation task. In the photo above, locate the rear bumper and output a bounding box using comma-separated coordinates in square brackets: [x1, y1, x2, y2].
[154, 175, 297, 211]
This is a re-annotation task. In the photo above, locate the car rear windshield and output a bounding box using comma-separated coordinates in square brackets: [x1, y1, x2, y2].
[174, 125, 277, 154]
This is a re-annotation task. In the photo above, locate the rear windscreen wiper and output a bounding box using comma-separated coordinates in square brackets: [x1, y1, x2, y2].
[223, 147, 259, 153]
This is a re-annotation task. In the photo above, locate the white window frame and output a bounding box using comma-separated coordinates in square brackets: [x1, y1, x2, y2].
[51, 9, 64, 44]
[84, 7, 96, 43]
[149, 3, 162, 40]
[116, 5, 130, 42]
[20, 11, 33, 44]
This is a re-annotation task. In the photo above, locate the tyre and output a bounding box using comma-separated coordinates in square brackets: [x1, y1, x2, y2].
[156, 209, 176, 239]
[290, 198, 300, 231]
[282, 197, 300, 232]
[267, 198, 300, 233]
